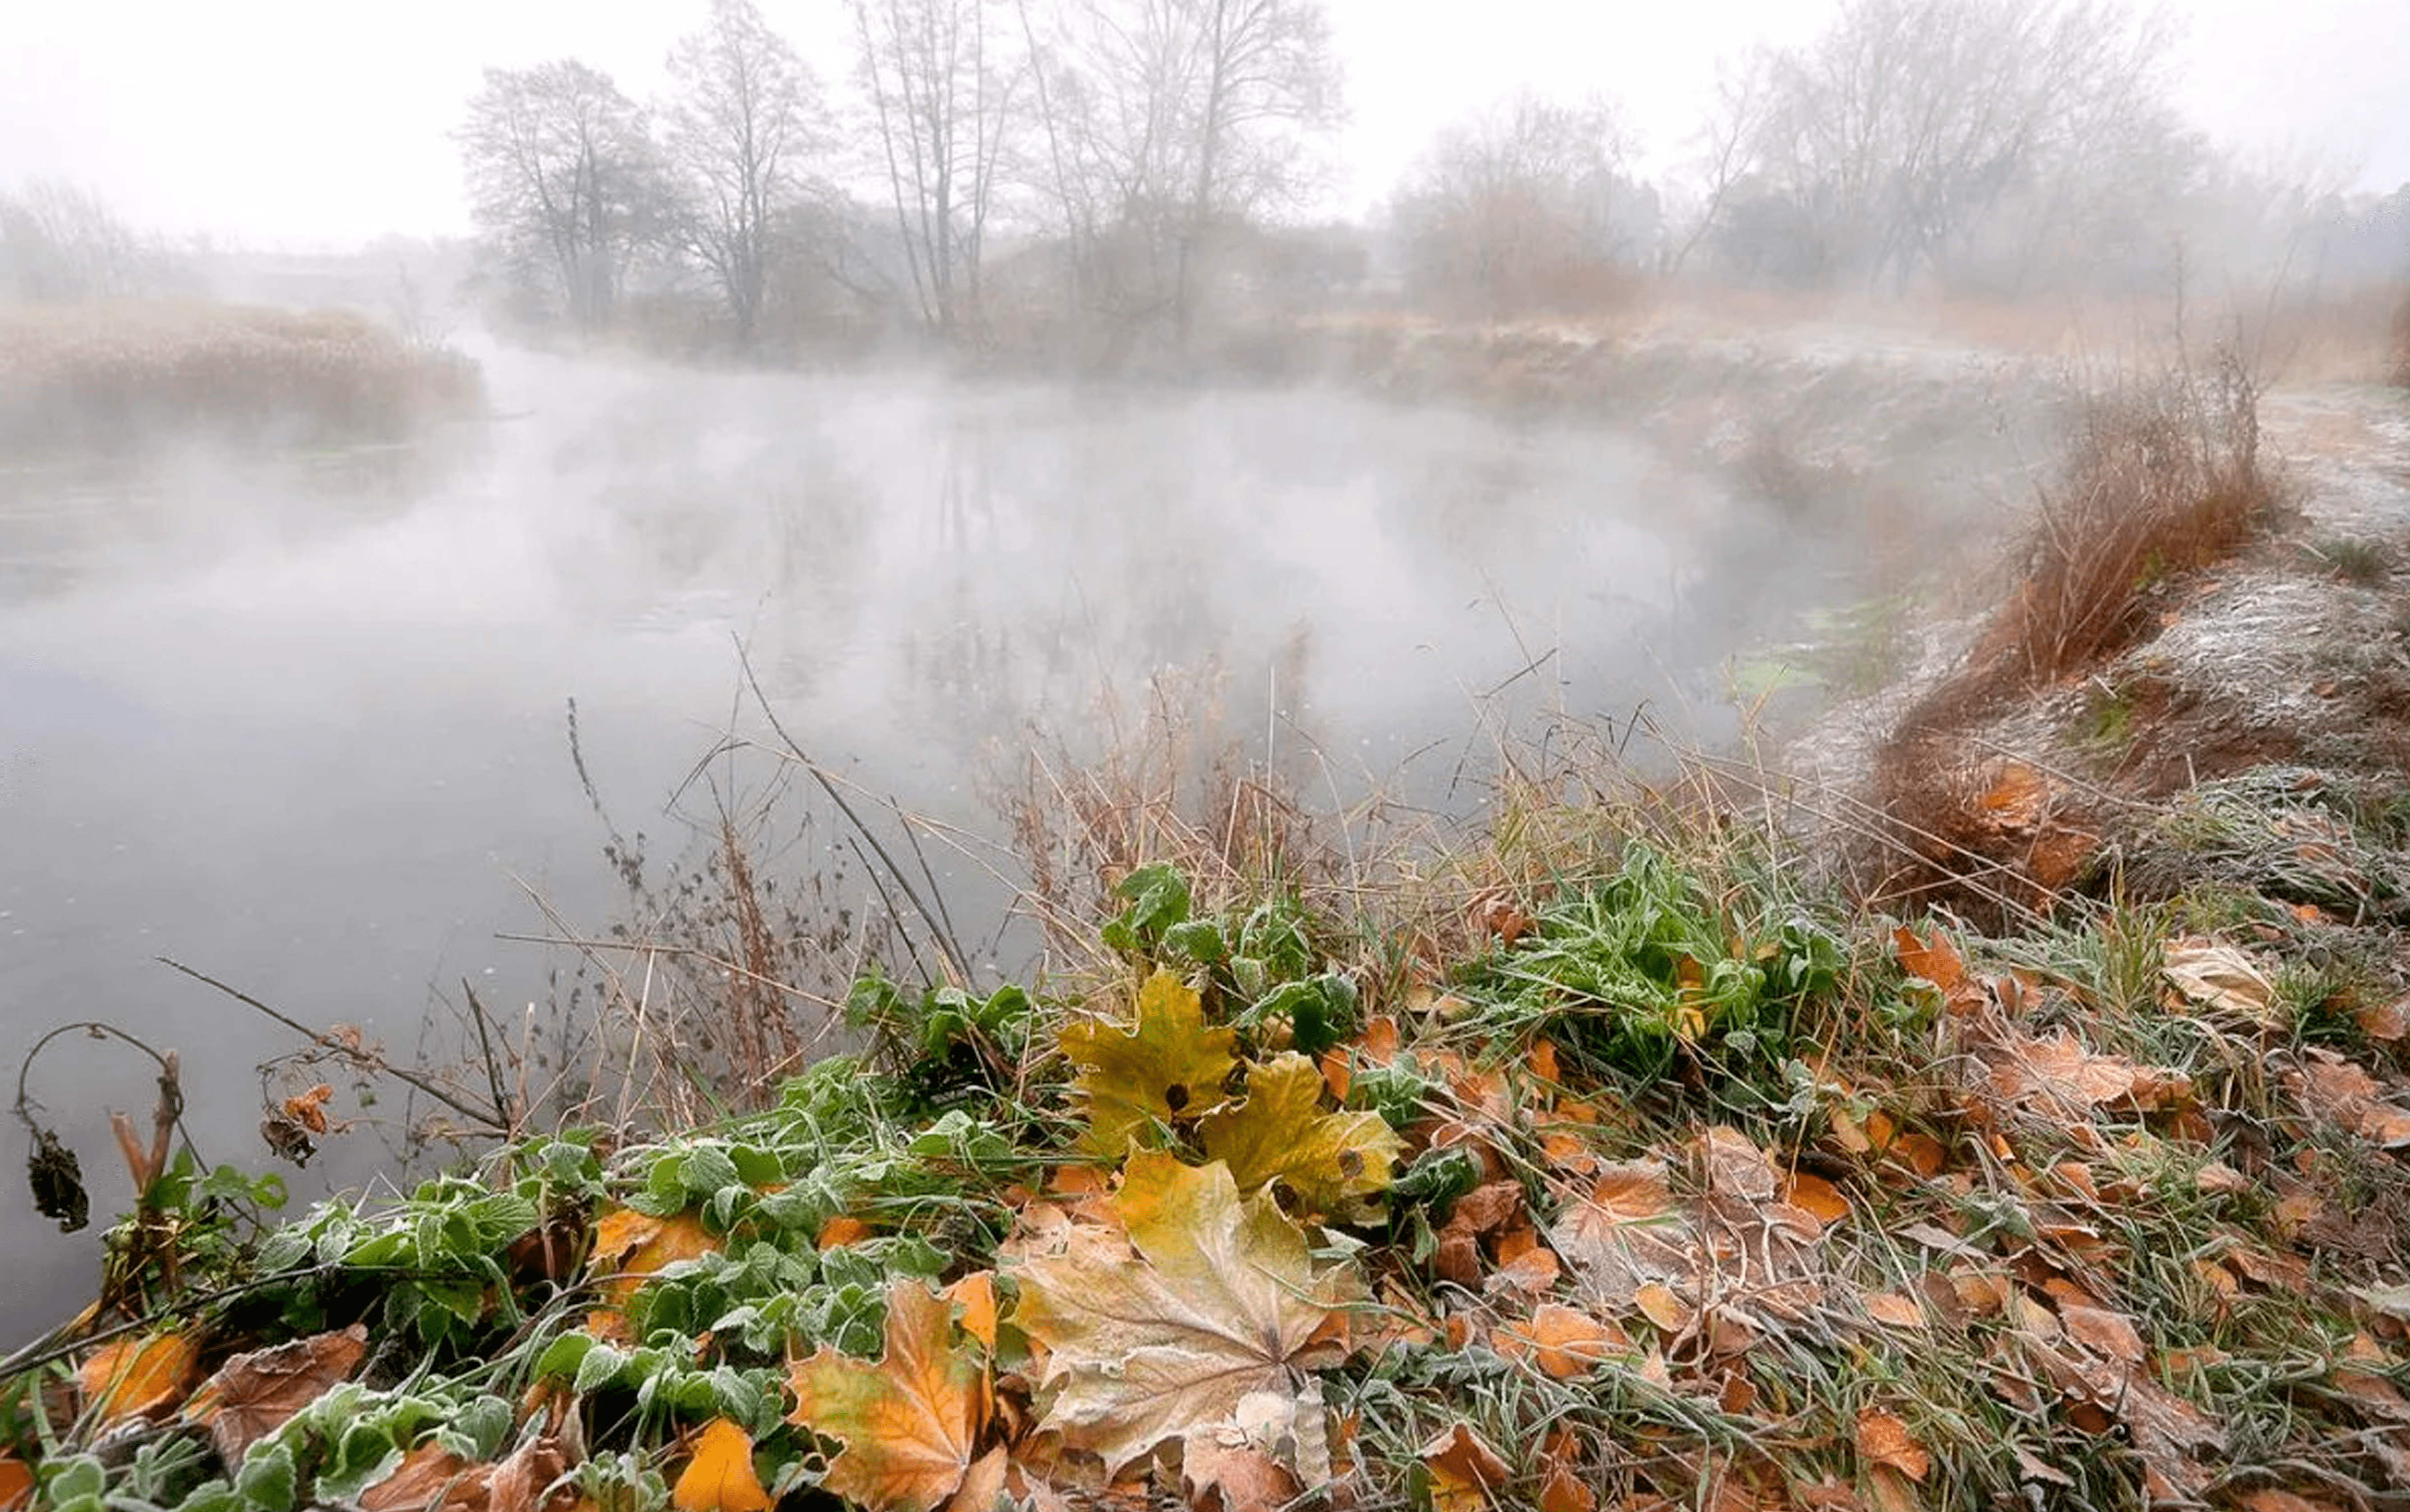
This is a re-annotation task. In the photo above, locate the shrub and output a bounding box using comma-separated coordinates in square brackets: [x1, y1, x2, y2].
[0, 300, 485, 455]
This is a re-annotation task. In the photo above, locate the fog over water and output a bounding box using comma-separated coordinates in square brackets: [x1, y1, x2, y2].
[0, 340, 1816, 1335]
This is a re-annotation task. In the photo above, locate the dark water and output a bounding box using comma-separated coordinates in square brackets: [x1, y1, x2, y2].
[0, 341, 1782, 1341]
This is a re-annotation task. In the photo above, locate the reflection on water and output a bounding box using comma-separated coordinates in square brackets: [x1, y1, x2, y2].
[0, 340, 1803, 1339]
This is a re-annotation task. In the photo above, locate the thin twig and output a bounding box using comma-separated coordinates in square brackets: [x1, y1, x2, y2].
[155, 958, 500, 1130]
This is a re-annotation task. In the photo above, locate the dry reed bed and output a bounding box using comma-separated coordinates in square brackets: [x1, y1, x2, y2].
[0, 301, 484, 454]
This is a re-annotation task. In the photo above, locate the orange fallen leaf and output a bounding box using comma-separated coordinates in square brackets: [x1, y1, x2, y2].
[1855, 1409, 1930, 1483]
[789, 1280, 990, 1512]
[1538, 1463, 1596, 1512]
[1863, 1292, 1925, 1329]
[1782, 1171, 1850, 1225]
[1529, 1039, 1561, 1087]
[78, 1332, 199, 1424]
[944, 1272, 999, 1352]
[1890, 1132, 1948, 1177]
[0, 1457, 29, 1512]
[1421, 1423, 1508, 1512]
[1893, 926, 1964, 994]
[1495, 1303, 1627, 1380]
[818, 1215, 875, 1250]
[1633, 1282, 1693, 1334]
[2060, 1303, 2144, 1365]
[673, 1418, 773, 1512]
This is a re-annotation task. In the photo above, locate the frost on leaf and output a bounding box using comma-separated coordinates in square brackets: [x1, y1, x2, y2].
[1006, 1151, 1361, 1475]
[1197, 1052, 1403, 1214]
[787, 1280, 991, 1512]
[1059, 970, 1238, 1155]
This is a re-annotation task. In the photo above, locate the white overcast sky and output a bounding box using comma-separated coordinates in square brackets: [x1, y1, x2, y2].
[1, 0, 2404, 248]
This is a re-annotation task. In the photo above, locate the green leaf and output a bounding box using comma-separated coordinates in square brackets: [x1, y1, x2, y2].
[574, 1342, 631, 1394]
[535, 1331, 597, 1379]
[233, 1442, 296, 1512]
[681, 1146, 743, 1199]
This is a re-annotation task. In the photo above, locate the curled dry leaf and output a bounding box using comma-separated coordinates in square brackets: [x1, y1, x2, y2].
[1006, 1152, 1359, 1476]
[2162, 937, 2279, 1026]
[1060, 971, 1240, 1155]
[788, 1280, 990, 1512]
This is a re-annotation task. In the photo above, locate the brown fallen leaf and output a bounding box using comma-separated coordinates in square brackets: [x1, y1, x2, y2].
[1537, 1462, 1596, 1512]
[1182, 1430, 1300, 1512]
[2163, 937, 2279, 1026]
[186, 1324, 369, 1462]
[1854, 1409, 1930, 1482]
[1862, 1292, 1926, 1330]
[1988, 1031, 2137, 1109]
[2059, 1304, 2144, 1365]
[358, 1444, 480, 1512]
[0, 1457, 29, 1512]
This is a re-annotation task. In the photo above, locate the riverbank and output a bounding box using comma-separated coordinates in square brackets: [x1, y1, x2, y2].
[6, 324, 2410, 1512]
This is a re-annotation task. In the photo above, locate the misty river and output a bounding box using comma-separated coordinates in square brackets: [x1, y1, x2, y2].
[0, 340, 1807, 1339]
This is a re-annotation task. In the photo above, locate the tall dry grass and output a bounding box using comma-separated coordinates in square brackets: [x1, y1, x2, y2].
[0, 300, 484, 454]
[1867, 346, 2281, 922]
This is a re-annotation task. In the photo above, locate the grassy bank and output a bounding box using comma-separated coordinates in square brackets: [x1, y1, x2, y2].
[0, 301, 484, 458]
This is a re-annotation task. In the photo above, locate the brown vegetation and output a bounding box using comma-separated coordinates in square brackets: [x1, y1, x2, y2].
[0, 300, 484, 455]
[2393, 284, 2410, 387]
[1867, 350, 2282, 921]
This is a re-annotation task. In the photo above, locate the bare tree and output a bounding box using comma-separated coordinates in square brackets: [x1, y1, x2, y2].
[852, 0, 1021, 336]
[1014, 0, 1340, 348]
[458, 60, 663, 332]
[1728, 0, 2188, 294]
[1393, 93, 1650, 321]
[0, 181, 188, 302]
[1665, 54, 1777, 278]
[664, 0, 824, 348]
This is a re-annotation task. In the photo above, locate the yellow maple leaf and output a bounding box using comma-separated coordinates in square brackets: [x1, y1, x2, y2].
[788, 1280, 990, 1512]
[673, 1418, 773, 1512]
[1059, 970, 1238, 1155]
[1196, 1053, 1403, 1213]
[1006, 1150, 1361, 1475]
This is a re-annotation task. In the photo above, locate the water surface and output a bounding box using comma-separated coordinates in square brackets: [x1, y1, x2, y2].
[0, 342, 1793, 1339]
